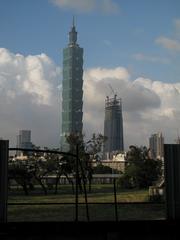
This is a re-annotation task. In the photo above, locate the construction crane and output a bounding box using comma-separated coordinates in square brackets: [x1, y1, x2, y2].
[108, 84, 115, 95]
[107, 84, 117, 98]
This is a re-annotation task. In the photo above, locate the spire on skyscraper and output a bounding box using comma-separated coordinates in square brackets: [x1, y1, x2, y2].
[72, 15, 75, 27]
[69, 16, 77, 45]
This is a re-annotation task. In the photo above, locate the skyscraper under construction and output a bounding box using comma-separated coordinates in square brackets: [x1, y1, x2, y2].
[60, 19, 83, 151]
[103, 95, 124, 159]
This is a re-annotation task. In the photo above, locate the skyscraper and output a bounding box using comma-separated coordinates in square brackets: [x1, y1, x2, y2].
[103, 95, 124, 159]
[149, 132, 164, 160]
[60, 19, 83, 151]
[16, 130, 32, 156]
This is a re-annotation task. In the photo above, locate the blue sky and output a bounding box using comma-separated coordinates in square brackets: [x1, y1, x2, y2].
[1, 0, 180, 83]
[1, 0, 180, 148]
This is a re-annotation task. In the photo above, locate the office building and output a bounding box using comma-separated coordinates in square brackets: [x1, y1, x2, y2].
[16, 130, 32, 156]
[149, 132, 164, 160]
[60, 18, 83, 151]
[103, 95, 124, 159]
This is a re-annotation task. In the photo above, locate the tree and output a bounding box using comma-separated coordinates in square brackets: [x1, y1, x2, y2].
[8, 134, 107, 196]
[38, 151, 75, 195]
[27, 156, 48, 195]
[85, 133, 107, 192]
[8, 160, 34, 195]
[86, 133, 107, 162]
[65, 133, 107, 192]
[118, 145, 162, 189]
[93, 164, 119, 174]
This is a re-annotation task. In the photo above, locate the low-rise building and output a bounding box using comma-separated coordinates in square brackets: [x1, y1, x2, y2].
[93, 152, 126, 173]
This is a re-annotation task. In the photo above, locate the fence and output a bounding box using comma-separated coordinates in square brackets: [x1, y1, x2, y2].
[1, 140, 180, 222]
[1, 141, 121, 222]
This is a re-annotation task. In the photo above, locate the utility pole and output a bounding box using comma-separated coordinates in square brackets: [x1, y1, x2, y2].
[164, 144, 180, 219]
[0, 140, 9, 222]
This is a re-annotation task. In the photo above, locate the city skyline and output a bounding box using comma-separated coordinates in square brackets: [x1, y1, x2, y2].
[0, 0, 180, 149]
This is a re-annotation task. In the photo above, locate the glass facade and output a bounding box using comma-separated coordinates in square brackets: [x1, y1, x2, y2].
[61, 22, 83, 151]
[16, 130, 32, 156]
[103, 96, 124, 159]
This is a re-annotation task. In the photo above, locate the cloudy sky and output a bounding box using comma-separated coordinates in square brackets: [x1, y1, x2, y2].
[0, 0, 180, 149]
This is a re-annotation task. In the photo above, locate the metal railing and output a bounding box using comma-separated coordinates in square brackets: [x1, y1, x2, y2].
[0, 141, 167, 223]
[8, 146, 91, 222]
[8, 146, 121, 222]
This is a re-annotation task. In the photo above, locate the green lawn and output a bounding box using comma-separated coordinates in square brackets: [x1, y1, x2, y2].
[8, 184, 166, 221]
[9, 184, 149, 202]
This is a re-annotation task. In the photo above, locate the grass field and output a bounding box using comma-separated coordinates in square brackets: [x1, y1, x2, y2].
[8, 184, 166, 221]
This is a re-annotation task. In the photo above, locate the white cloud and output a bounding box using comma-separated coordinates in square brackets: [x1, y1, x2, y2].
[84, 66, 130, 82]
[1, 48, 180, 150]
[51, 0, 119, 14]
[0, 48, 60, 105]
[156, 36, 180, 51]
[0, 48, 61, 147]
[132, 53, 169, 64]
[83, 67, 180, 148]
[155, 19, 180, 53]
